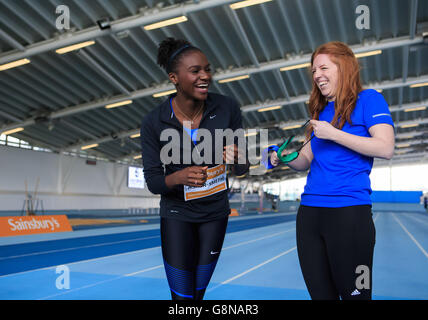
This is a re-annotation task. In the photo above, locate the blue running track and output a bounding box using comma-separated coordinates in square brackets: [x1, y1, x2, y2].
[0, 211, 427, 300]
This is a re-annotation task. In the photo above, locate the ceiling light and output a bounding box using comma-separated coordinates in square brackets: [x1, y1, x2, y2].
[245, 131, 258, 137]
[105, 100, 133, 109]
[396, 143, 411, 148]
[397, 132, 419, 139]
[395, 150, 410, 155]
[130, 133, 140, 138]
[81, 143, 98, 150]
[400, 123, 419, 128]
[0, 59, 30, 71]
[230, 0, 273, 10]
[144, 16, 188, 30]
[218, 75, 250, 83]
[1, 127, 24, 135]
[56, 41, 96, 54]
[280, 62, 311, 72]
[282, 124, 301, 130]
[133, 155, 142, 159]
[410, 82, 428, 88]
[258, 105, 282, 112]
[152, 89, 177, 98]
[354, 50, 382, 58]
[404, 106, 426, 112]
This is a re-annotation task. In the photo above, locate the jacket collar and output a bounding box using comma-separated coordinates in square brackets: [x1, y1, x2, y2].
[159, 93, 219, 126]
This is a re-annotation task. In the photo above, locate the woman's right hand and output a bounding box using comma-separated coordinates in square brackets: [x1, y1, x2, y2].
[171, 166, 208, 187]
[271, 140, 313, 171]
[270, 151, 281, 167]
[270, 149, 298, 167]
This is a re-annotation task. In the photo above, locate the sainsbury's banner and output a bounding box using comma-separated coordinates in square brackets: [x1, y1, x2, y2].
[0, 215, 72, 237]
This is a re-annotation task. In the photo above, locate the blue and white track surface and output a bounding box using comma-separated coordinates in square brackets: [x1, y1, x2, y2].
[1, 211, 427, 300]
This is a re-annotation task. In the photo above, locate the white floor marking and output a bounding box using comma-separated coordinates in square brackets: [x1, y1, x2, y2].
[208, 246, 297, 292]
[392, 213, 428, 259]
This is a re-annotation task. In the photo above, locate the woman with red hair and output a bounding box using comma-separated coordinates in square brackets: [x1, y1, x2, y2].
[271, 42, 395, 300]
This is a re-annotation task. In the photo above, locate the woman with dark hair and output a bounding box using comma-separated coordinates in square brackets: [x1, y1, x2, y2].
[140, 38, 248, 300]
[271, 41, 395, 300]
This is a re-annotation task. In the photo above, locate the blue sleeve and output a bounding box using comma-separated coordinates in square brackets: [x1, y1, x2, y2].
[363, 90, 394, 129]
[261, 145, 279, 169]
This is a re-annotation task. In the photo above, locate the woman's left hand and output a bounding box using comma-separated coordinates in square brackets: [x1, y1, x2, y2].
[310, 120, 338, 140]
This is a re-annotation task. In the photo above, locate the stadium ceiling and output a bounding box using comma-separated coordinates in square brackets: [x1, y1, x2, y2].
[0, 0, 427, 182]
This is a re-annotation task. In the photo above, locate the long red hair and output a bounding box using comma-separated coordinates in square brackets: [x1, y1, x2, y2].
[307, 41, 362, 138]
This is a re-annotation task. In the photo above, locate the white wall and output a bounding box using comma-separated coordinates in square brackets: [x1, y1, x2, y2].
[0, 146, 160, 211]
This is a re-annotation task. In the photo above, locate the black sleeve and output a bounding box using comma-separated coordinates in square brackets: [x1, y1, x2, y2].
[140, 115, 171, 195]
[229, 99, 249, 176]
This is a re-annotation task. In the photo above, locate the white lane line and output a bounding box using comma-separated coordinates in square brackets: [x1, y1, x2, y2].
[37, 264, 164, 300]
[124, 264, 163, 277]
[0, 235, 160, 261]
[373, 212, 380, 223]
[222, 228, 295, 251]
[0, 246, 162, 279]
[207, 246, 297, 292]
[0, 223, 294, 279]
[392, 213, 428, 259]
[1, 217, 295, 260]
[402, 213, 428, 227]
[36, 226, 296, 298]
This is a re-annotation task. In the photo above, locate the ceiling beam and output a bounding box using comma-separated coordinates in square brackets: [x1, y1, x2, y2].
[241, 77, 428, 113]
[67, 99, 428, 162]
[0, 33, 425, 133]
[62, 128, 139, 152]
[0, 0, 237, 65]
[1, 71, 427, 134]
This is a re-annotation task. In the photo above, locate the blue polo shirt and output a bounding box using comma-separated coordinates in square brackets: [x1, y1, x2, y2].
[301, 89, 394, 207]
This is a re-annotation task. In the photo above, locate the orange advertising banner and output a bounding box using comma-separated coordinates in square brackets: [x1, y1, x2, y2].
[0, 215, 72, 237]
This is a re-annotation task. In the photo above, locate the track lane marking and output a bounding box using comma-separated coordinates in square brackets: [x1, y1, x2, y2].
[392, 213, 428, 259]
[207, 246, 297, 292]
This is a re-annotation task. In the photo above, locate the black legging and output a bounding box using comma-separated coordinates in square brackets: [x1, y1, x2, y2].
[160, 216, 228, 300]
[296, 205, 376, 300]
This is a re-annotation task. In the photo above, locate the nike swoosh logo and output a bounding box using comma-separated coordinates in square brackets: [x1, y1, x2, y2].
[210, 251, 219, 255]
[210, 115, 216, 119]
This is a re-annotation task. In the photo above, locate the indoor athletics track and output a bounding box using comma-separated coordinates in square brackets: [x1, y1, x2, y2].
[1, 210, 427, 300]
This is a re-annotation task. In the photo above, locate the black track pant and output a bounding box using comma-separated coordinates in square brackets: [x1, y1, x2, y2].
[160, 216, 228, 300]
[296, 205, 375, 300]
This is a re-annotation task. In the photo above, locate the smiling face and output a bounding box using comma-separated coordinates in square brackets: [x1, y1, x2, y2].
[311, 53, 339, 102]
[169, 50, 212, 101]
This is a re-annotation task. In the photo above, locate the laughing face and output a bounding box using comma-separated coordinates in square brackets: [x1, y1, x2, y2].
[311, 53, 339, 102]
[170, 50, 212, 101]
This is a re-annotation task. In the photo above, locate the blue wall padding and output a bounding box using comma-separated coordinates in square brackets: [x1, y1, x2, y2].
[371, 191, 423, 203]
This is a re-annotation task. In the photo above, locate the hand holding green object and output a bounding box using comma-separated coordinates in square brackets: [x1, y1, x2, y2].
[276, 136, 299, 163]
[276, 119, 314, 164]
